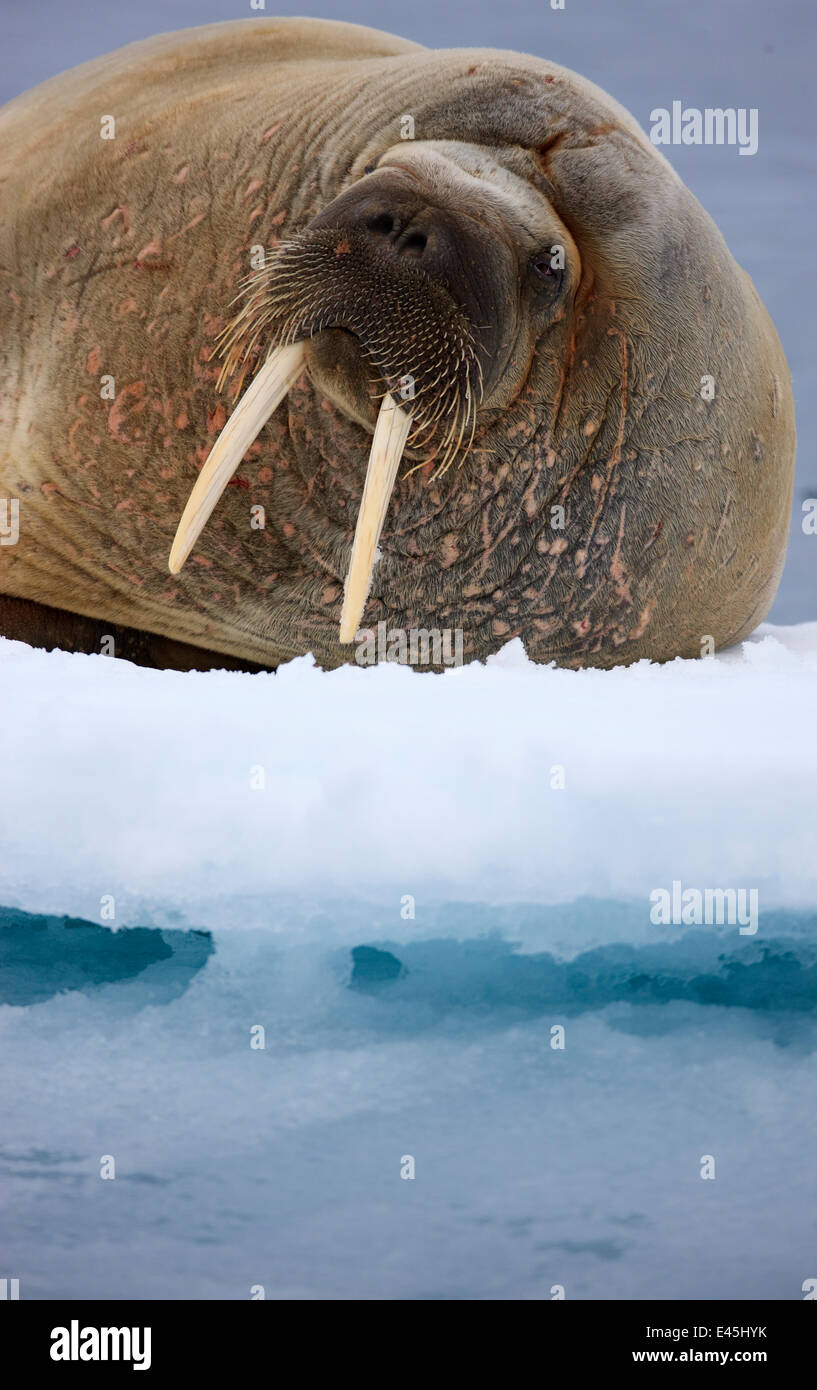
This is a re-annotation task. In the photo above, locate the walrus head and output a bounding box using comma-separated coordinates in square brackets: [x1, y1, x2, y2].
[169, 140, 578, 642]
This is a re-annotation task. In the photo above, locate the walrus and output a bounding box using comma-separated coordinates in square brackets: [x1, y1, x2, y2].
[0, 17, 795, 671]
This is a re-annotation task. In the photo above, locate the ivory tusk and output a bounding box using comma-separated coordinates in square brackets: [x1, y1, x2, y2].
[168, 342, 305, 574]
[339, 393, 413, 643]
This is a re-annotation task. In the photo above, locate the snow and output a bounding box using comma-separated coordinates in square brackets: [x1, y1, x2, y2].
[1, 623, 816, 926]
[1, 625, 816, 1300]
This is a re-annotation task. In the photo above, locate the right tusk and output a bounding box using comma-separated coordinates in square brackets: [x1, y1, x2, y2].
[168, 342, 305, 574]
[339, 393, 413, 643]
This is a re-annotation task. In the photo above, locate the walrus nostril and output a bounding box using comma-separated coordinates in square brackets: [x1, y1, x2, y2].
[400, 229, 428, 257]
[365, 211, 395, 237]
[365, 210, 428, 259]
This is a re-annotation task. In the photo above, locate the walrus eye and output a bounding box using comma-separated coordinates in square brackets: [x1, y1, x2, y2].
[529, 252, 561, 285]
[364, 164, 377, 175]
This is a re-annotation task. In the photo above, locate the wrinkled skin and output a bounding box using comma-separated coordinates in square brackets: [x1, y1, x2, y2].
[0, 18, 796, 670]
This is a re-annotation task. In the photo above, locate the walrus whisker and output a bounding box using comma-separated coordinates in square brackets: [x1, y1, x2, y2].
[214, 228, 482, 463]
[169, 342, 306, 574]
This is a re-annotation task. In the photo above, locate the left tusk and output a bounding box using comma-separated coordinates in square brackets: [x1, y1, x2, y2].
[339, 393, 413, 643]
[168, 342, 305, 574]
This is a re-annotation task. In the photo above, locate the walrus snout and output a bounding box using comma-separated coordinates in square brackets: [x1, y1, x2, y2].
[169, 217, 485, 637]
[306, 169, 514, 391]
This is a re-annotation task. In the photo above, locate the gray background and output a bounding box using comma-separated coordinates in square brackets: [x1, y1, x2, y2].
[3, 0, 814, 620]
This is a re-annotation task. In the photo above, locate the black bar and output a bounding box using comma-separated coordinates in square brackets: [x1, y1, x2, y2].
[2, 1299, 811, 1376]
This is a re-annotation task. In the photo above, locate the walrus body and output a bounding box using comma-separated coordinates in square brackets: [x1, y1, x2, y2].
[0, 18, 795, 670]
